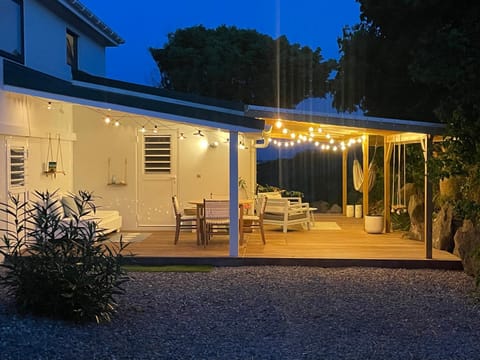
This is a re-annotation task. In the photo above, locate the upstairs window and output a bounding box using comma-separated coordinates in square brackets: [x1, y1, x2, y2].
[66, 29, 78, 69]
[143, 135, 171, 174]
[0, 0, 23, 63]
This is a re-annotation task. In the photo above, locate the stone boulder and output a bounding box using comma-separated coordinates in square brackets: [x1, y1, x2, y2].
[311, 200, 329, 213]
[432, 203, 454, 251]
[408, 194, 424, 240]
[454, 220, 480, 276]
[402, 183, 421, 204]
[328, 204, 342, 214]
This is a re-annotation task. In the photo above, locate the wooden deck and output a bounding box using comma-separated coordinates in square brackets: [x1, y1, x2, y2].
[114, 214, 462, 269]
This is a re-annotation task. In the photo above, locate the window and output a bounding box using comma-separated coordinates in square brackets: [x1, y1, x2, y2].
[66, 29, 78, 69]
[8, 144, 26, 191]
[0, 0, 23, 63]
[143, 135, 171, 174]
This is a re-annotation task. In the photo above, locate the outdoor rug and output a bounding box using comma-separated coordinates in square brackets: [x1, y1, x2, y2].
[311, 222, 341, 230]
[107, 232, 151, 243]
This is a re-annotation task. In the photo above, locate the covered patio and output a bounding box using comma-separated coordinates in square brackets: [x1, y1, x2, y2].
[114, 214, 461, 269]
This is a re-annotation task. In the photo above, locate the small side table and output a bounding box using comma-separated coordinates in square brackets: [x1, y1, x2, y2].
[308, 207, 318, 227]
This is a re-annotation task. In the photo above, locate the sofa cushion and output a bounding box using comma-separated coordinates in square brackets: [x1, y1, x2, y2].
[61, 196, 79, 218]
[264, 213, 307, 221]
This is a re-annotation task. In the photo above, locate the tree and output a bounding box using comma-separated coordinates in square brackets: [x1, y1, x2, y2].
[333, 0, 480, 215]
[332, 1, 462, 121]
[150, 25, 335, 108]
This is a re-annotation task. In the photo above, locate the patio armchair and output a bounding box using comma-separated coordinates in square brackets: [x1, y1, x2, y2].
[261, 196, 310, 233]
[172, 195, 200, 245]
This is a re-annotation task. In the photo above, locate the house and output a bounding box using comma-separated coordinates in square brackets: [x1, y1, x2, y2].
[1, 0, 446, 260]
[0, 0, 265, 258]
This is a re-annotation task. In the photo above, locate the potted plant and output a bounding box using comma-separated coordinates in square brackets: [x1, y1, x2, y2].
[364, 201, 384, 233]
[238, 177, 248, 199]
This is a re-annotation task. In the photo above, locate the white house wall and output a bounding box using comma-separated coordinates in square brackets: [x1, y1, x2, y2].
[73, 106, 138, 229]
[170, 129, 253, 222]
[0, 93, 75, 204]
[23, 0, 106, 80]
[73, 106, 255, 231]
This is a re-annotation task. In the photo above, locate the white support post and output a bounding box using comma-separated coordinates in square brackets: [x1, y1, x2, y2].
[229, 131, 239, 257]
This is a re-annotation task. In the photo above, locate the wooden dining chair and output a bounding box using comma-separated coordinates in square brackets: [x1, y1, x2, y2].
[172, 195, 199, 244]
[203, 199, 230, 246]
[242, 196, 267, 244]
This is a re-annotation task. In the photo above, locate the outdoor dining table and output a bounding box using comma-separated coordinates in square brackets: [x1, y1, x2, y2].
[188, 199, 253, 245]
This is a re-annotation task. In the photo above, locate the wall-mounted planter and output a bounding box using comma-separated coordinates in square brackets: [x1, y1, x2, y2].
[364, 215, 384, 234]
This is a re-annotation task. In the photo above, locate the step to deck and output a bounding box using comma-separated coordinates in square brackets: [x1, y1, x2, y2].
[123, 256, 463, 270]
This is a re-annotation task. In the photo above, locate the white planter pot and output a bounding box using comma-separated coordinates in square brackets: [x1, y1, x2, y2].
[346, 205, 355, 217]
[364, 215, 384, 234]
[354, 204, 363, 218]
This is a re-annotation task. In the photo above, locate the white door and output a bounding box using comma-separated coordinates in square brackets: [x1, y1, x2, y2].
[136, 132, 177, 227]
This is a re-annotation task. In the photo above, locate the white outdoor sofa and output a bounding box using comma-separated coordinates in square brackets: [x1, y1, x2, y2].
[260, 193, 311, 233]
[61, 196, 122, 235]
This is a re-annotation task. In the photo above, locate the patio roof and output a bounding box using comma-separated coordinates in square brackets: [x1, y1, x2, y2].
[246, 105, 446, 144]
[2, 60, 265, 133]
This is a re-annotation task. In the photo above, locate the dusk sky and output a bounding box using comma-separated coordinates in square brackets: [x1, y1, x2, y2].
[81, 0, 361, 86]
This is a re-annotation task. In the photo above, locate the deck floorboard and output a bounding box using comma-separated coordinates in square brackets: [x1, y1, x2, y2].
[111, 215, 460, 268]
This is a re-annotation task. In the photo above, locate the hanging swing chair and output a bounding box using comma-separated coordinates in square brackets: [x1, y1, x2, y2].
[352, 145, 377, 193]
[391, 141, 408, 214]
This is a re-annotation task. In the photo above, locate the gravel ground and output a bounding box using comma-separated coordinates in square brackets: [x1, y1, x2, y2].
[0, 266, 479, 360]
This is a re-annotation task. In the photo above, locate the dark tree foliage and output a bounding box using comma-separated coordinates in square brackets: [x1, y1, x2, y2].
[334, 0, 480, 217]
[332, 0, 464, 121]
[150, 25, 335, 108]
[257, 149, 343, 205]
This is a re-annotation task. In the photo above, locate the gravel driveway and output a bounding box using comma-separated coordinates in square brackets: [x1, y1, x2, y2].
[1, 266, 479, 360]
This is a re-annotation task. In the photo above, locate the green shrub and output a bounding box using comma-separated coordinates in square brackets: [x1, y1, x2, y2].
[453, 199, 480, 224]
[0, 190, 129, 323]
[282, 190, 304, 198]
[391, 211, 411, 231]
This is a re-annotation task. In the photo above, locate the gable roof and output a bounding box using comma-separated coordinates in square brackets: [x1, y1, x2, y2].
[2, 60, 265, 133]
[37, 0, 124, 46]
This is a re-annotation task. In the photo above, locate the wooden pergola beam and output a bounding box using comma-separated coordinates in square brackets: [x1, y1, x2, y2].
[362, 135, 369, 223]
[342, 150, 348, 215]
[383, 138, 394, 233]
